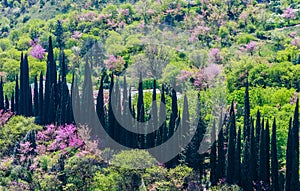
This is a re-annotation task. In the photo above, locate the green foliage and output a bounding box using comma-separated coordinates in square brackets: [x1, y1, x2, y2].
[91, 169, 123, 191]
[111, 150, 158, 169]
[0, 116, 42, 157]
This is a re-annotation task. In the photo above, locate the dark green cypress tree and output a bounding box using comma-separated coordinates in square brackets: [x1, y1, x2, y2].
[108, 73, 115, 140]
[137, 73, 145, 122]
[285, 118, 293, 191]
[15, 75, 19, 114]
[180, 94, 190, 161]
[259, 120, 268, 183]
[159, 85, 167, 144]
[96, 73, 105, 127]
[217, 123, 225, 181]
[255, 110, 261, 181]
[5, 95, 9, 111]
[54, 20, 64, 50]
[137, 74, 145, 148]
[244, 78, 251, 141]
[226, 101, 236, 184]
[19, 53, 24, 115]
[210, 120, 217, 186]
[81, 60, 95, 126]
[44, 36, 56, 124]
[271, 118, 279, 191]
[168, 88, 178, 140]
[234, 126, 241, 185]
[0, 78, 4, 110]
[265, 120, 270, 185]
[38, 72, 43, 124]
[34, 75, 39, 116]
[150, 79, 158, 148]
[241, 135, 251, 191]
[249, 119, 257, 182]
[291, 99, 299, 191]
[11, 93, 15, 112]
[21, 54, 31, 116]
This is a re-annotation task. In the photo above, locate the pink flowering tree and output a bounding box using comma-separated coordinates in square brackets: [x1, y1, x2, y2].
[30, 44, 46, 60]
[239, 41, 257, 56]
[208, 48, 223, 64]
[71, 31, 82, 40]
[104, 55, 125, 73]
[0, 110, 14, 126]
[282, 8, 296, 24]
[291, 37, 300, 49]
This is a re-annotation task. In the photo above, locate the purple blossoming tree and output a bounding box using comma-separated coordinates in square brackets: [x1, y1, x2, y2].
[208, 48, 223, 64]
[30, 44, 46, 60]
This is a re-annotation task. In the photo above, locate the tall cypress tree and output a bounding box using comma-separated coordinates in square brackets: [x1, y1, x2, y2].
[81, 60, 95, 126]
[96, 73, 105, 127]
[179, 94, 190, 163]
[291, 99, 299, 191]
[38, 72, 43, 124]
[108, 73, 115, 141]
[159, 85, 167, 144]
[137, 74, 145, 148]
[15, 75, 19, 114]
[271, 118, 279, 191]
[19, 53, 24, 115]
[0, 78, 4, 110]
[249, 119, 257, 182]
[168, 88, 178, 140]
[265, 120, 270, 185]
[241, 135, 251, 191]
[234, 126, 241, 185]
[150, 79, 158, 148]
[255, 110, 261, 181]
[34, 75, 39, 116]
[226, 101, 236, 184]
[4, 95, 9, 111]
[54, 20, 64, 50]
[44, 36, 56, 124]
[217, 123, 225, 181]
[285, 118, 293, 191]
[11, 93, 15, 112]
[210, 120, 217, 186]
[244, 78, 251, 140]
[259, 121, 268, 183]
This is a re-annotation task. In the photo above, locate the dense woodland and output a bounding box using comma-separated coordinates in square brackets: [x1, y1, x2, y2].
[0, 0, 299, 190]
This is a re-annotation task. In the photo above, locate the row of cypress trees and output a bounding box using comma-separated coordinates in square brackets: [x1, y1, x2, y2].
[0, 36, 299, 190]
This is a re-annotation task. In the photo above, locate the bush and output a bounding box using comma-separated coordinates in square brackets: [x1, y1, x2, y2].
[0, 116, 42, 157]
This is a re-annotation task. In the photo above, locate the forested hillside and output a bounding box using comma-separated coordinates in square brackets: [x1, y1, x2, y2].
[0, 0, 299, 190]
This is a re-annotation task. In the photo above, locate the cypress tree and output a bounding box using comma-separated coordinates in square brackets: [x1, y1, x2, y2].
[21, 54, 31, 116]
[137, 73, 144, 122]
[0, 78, 4, 110]
[271, 118, 279, 191]
[234, 126, 241, 185]
[217, 123, 225, 181]
[54, 20, 64, 50]
[81, 60, 95, 126]
[19, 53, 24, 115]
[5, 95, 9, 111]
[108, 73, 115, 140]
[265, 120, 270, 185]
[249, 119, 257, 182]
[210, 120, 217, 186]
[159, 85, 167, 144]
[291, 99, 299, 191]
[96, 73, 105, 127]
[259, 121, 268, 183]
[244, 78, 251, 141]
[168, 88, 178, 140]
[15, 75, 19, 114]
[226, 101, 236, 184]
[137, 74, 145, 148]
[180, 94, 190, 161]
[241, 135, 251, 191]
[34, 75, 39, 116]
[38, 72, 43, 124]
[285, 118, 293, 191]
[255, 110, 261, 181]
[44, 36, 56, 124]
[150, 79, 158, 148]
[11, 93, 15, 112]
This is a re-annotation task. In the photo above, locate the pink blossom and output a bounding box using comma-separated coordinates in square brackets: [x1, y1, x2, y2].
[203, 64, 221, 82]
[239, 41, 257, 55]
[71, 31, 82, 40]
[177, 70, 193, 82]
[0, 110, 14, 126]
[30, 38, 38, 47]
[291, 37, 300, 49]
[104, 55, 125, 71]
[282, 8, 296, 20]
[30, 44, 46, 60]
[19, 141, 33, 154]
[208, 48, 223, 64]
[148, 9, 155, 15]
[189, 34, 198, 43]
[118, 21, 125, 28]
